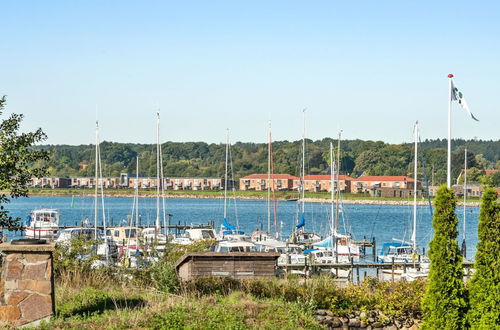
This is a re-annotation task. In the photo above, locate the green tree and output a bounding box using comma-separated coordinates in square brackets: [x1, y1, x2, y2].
[488, 171, 500, 187]
[422, 185, 467, 329]
[467, 187, 500, 328]
[0, 96, 49, 229]
[457, 167, 486, 184]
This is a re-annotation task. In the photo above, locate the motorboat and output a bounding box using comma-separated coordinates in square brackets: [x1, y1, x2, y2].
[212, 240, 256, 252]
[25, 209, 60, 239]
[171, 227, 218, 245]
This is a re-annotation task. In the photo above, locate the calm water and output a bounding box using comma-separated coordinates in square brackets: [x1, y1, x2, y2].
[4, 196, 480, 259]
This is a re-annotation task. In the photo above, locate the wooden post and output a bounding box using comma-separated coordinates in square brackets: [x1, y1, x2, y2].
[391, 257, 395, 282]
[372, 237, 377, 262]
[350, 257, 354, 283]
[356, 266, 360, 284]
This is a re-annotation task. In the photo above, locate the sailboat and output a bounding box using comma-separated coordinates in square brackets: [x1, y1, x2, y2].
[379, 122, 429, 267]
[92, 121, 117, 266]
[219, 130, 245, 238]
[311, 135, 360, 264]
[252, 120, 281, 243]
[293, 109, 321, 244]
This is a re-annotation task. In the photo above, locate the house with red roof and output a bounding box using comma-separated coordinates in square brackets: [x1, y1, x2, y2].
[239, 174, 299, 191]
[485, 169, 499, 176]
[302, 174, 353, 193]
[351, 176, 421, 197]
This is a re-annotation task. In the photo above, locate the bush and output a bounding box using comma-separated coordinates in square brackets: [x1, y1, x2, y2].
[422, 185, 467, 329]
[467, 187, 500, 328]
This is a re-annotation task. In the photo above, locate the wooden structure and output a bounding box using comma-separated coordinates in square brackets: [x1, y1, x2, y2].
[175, 252, 280, 281]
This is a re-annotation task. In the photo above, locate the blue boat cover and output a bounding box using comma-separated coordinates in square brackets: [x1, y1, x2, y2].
[296, 213, 305, 228]
[313, 235, 335, 248]
[222, 230, 245, 235]
[303, 248, 319, 254]
[379, 242, 407, 256]
[223, 218, 236, 230]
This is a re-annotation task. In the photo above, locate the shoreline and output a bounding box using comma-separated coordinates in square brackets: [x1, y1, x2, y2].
[26, 191, 481, 207]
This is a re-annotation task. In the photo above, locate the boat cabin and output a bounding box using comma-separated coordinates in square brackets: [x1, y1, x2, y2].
[29, 209, 60, 225]
[106, 226, 140, 245]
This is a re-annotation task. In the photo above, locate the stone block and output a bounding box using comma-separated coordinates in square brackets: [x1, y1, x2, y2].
[18, 280, 51, 295]
[6, 260, 24, 280]
[7, 291, 29, 305]
[18, 293, 52, 323]
[45, 259, 52, 279]
[22, 263, 47, 280]
[0, 305, 21, 322]
[5, 253, 22, 261]
[4, 280, 17, 290]
[24, 253, 50, 264]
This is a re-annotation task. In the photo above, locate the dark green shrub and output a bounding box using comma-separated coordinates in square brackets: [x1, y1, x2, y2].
[468, 187, 500, 328]
[422, 185, 467, 329]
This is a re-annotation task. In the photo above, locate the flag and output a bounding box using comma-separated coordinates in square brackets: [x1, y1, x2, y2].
[451, 79, 479, 121]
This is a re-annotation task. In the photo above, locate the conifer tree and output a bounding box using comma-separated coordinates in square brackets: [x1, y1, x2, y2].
[467, 187, 500, 328]
[422, 184, 467, 329]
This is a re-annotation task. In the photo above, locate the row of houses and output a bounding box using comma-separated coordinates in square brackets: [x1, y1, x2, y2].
[30, 175, 225, 191]
[29, 173, 498, 197]
[239, 174, 422, 197]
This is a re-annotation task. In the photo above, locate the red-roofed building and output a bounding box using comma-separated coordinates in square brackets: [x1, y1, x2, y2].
[239, 174, 299, 191]
[485, 169, 499, 176]
[302, 174, 353, 193]
[351, 176, 421, 196]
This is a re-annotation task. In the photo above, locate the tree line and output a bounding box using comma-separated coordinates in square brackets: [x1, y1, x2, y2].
[34, 138, 500, 186]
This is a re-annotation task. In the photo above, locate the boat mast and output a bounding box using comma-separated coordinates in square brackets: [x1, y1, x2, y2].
[412, 121, 418, 253]
[223, 129, 229, 220]
[462, 148, 467, 258]
[267, 120, 271, 234]
[301, 109, 306, 214]
[94, 121, 99, 240]
[160, 139, 168, 237]
[155, 112, 161, 234]
[96, 122, 108, 261]
[135, 156, 139, 228]
[335, 131, 342, 232]
[330, 142, 335, 240]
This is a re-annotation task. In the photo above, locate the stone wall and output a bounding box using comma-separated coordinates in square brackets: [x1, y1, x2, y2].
[0, 243, 55, 327]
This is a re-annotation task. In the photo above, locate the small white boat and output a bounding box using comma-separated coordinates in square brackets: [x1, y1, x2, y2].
[171, 228, 218, 245]
[141, 227, 167, 244]
[26, 209, 60, 239]
[56, 227, 95, 245]
[212, 240, 256, 252]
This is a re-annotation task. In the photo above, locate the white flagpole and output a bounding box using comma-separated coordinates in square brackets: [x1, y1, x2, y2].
[447, 74, 453, 188]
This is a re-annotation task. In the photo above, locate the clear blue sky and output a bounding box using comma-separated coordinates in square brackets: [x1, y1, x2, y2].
[1, 1, 499, 145]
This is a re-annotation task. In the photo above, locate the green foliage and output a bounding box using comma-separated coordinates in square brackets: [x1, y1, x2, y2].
[0, 96, 49, 229]
[56, 287, 145, 319]
[137, 239, 217, 293]
[140, 292, 321, 330]
[488, 171, 500, 187]
[34, 138, 499, 185]
[467, 188, 500, 328]
[422, 185, 467, 329]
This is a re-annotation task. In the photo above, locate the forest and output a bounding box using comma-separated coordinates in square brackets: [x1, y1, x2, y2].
[34, 138, 500, 186]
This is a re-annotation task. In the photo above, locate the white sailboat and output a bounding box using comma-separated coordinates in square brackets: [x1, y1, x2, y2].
[294, 109, 321, 244]
[312, 135, 360, 264]
[93, 121, 116, 265]
[379, 121, 430, 281]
